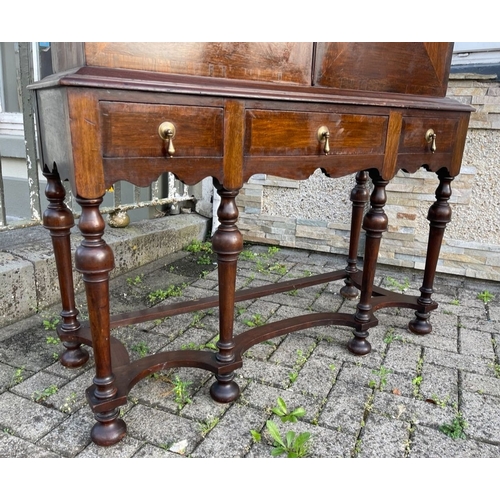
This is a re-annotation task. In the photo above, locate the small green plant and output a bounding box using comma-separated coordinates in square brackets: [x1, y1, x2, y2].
[148, 284, 185, 304]
[182, 335, 218, 351]
[386, 276, 410, 292]
[131, 341, 149, 357]
[269, 263, 287, 275]
[46, 336, 60, 345]
[271, 397, 306, 423]
[477, 290, 495, 304]
[250, 429, 262, 442]
[60, 392, 78, 413]
[199, 417, 219, 437]
[12, 367, 25, 385]
[172, 375, 192, 409]
[383, 328, 402, 344]
[489, 362, 500, 379]
[42, 317, 60, 331]
[412, 375, 423, 397]
[190, 312, 206, 328]
[439, 412, 468, 440]
[267, 246, 280, 256]
[186, 240, 213, 254]
[287, 289, 299, 296]
[450, 298, 460, 306]
[288, 371, 298, 384]
[369, 366, 391, 391]
[32, 385, 58, 402]
[197, 254, 212, 265]
[127, 274, 143, 286]
[243, 314, 266, 328]
[265, 420, 311, 458]
[240, 250, 257, 261]
[429, 394, 450, 408]
[295, 349, 307, 367]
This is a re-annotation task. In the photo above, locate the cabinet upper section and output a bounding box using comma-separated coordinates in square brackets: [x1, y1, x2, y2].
[50, 42, 454, 98]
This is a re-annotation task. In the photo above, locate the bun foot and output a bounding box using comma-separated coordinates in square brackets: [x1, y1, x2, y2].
[340, 284, 360, 300]
[347, 336, 371, 356]
[210, 373, 240, 403]
[59, 342, 89, 368]
[409, 315, 433, 335]
[91, 409, 127, 446]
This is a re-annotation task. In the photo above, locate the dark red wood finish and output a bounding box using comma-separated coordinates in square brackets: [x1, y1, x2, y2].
[33, 43, 472, 446]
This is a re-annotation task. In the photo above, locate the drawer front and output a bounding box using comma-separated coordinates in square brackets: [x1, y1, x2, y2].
[100, 101, 224, 158]
[399, 117, 458, 155]
[245, 110, 388, 156]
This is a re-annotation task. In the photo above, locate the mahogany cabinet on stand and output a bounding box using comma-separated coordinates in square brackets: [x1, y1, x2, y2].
[31, 42, 472, 446]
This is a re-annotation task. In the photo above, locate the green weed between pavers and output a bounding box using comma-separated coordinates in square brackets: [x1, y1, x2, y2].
[181, 335, 218, 351]
[369, 366, 391, 391]
[185, 240, 213, 254]
[185, 239, 214, 265]
[60, 392, 78, 413]
[127, 274, 144, 287]
[386, 276, 410, 292]
[32, 385, 58, 403]
[42, 317, 59, 331]
[271, 397, 305, 423]
[412, 356, 424, 398]
[489, 362, 500, 378]
[148, 284, 186, 305]
[439, 412, 468, 440]
[242, 314, 266, 328]
[130, 341, 150, 357]
[199, 417, 219, 437]
[383, 328, 403, 344]
[172, 375, 192, 409]
[12, 367, 25, 385]
[250, 397, 311, 458]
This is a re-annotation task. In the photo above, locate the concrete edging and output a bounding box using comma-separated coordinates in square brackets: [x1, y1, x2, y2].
[0, 213, 209, 328]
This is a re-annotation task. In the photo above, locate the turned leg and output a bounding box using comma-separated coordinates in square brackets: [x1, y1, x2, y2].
[409, 169, 453, 335]
[75, 195, 126, 446]
[42, 167, 88, 368]
[341, 170, 370, 299]
[209, 181, 243, 403]
[348, 171, 389, 355]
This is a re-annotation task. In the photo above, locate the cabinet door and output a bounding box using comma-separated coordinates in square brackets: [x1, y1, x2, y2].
[77, 42, 313, 85]
[313, 42, 453, 97]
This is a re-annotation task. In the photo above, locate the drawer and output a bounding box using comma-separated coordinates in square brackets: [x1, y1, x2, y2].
[100, 101, 224, 158]
[399, 117, 458, 155]
[244, 110, 388, 156]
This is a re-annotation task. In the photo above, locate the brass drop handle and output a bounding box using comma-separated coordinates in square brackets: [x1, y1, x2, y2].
[158, 121, 176, 156]
[317, 126, 330, 155]
[425, 129, 437, 153]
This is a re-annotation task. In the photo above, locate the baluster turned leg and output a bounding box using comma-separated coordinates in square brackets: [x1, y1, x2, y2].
[75, 196, 126, 446]
[340, 170, 370, 299]
[42, 167, 88, 368]
[209, 181, 243, 403]
[348, 171, 389, 355]
[409, 170, 453, 335]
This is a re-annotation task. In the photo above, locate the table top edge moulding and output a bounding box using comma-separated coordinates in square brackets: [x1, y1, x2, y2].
[31, 42, 473, 447]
